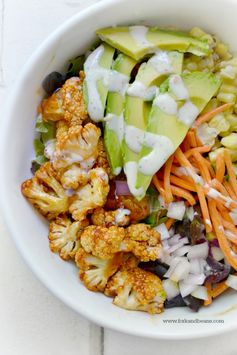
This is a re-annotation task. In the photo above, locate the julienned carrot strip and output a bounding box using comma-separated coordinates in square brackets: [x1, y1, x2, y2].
[152, 175, 165, 198]
[196, 184, 212, 232]
[204, 282, 212, 306]
[211, 282, 229, 298]
[211, 179, 229, 197]
[192, 151, 211, 182]
[224, 149, 237, 198]
[208, 199, 237, 270]
[164, 155, 174, 204]
[219, 207, 233, 223]
[186, 130, 197, 148]
[184, 146, 211, 159]
[204, 160, 216, 179]
[165, 218, 175, 230]
[175, 147, 193, 169]
[223, 180, 237, 201]
[170, 185, 196, 205]
[169, 175, 196, 192]
[195, 103, 233, 127]
[216, 153, 225, 183]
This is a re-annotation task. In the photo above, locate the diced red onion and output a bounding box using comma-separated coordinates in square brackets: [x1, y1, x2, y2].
[168, 238, 189, 254]
[168, 234, 181, 246]
[184, 273, 206, 285]
[186, 206, 194, 222]
[179, 281, 197, 297]
[167, 201, 186, 220]
[173, 245, 191, 257]
[165, 257, 191, 282]
[191, 286, 209, 300]
[162, 279, 180, 300]
[155, 223, 170, 240]
[189, 259, 202, 275]
[115, 180, 132, 196]
[211, 246, 224, 261]
[226, 275, 237, 290]
[161, 239, 170, 251]
[187, 242, 208, 259]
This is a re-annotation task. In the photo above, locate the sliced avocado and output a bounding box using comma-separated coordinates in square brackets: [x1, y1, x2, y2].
[104, 53, 137, 175]
[83, 43, 115, 121]
[135, 72, 221, 198]
[96, 26, 210, 61]
[123, 51, 183, 195]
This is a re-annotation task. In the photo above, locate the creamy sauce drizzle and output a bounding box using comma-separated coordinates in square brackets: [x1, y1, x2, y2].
[178, 101, 199, 126]
[169, 74, 189, 100]
[149, 50, 173, 74]
[129, 26, 153, 48]
[154, 93, 177, 115]
[105, 113, 124, 143]
[127, 81, 157, 100]
[124, 125, 144, 153]
[124, 161, 145, 197]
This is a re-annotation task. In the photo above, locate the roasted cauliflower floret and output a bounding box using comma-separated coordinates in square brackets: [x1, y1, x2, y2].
[105, 267, 166, 314]
[123, 224, 162, 262]
[53, 123, 101, 170]
[75, 247, 123, 292]
[69, 168, 110, 221]
[41, 75, 88, 126]
[118, 196, 150, 223]
[49, 216, 89, 260]
[91, 207, 131, 227]
[21, 162, 69, 219]
[95, 138, 111, 177]
[60, 164, 89, 190]
[80, 225, 125, 259]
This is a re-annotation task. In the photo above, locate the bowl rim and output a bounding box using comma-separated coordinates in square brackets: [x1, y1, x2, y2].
[1, 0, 237, 340]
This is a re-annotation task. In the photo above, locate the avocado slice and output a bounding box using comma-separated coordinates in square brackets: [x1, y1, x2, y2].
[96, 26, 210, 61]
[83, 43, 115, 121]
[135, 72, 221, 198]
[104, 53, 137, 175]
[123, 51, 183, 196]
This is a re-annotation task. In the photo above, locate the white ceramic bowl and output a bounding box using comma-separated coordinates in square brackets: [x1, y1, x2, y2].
[1, 0, 237, 340]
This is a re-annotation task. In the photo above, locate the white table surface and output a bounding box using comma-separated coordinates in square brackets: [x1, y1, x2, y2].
[1, 1, 237, 354]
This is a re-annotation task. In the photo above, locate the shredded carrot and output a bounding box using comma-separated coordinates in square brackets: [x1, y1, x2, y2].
[152, 175, 165, 198]
[224, 149, 237, 197]
[163, 155, 174, 204]
[186, 130, 197, 148]
[195, 103, 233, 128]
[211, 282, 229, 298]
[169, 175, 196, 192]
[216, 153, 225, 183]
[175, 147, 193, 169]
[204, 282, 212, 306]
[208, 199, 237, 270]
[211, 179, 229, 197]
[165, 218, 175, 230]
[184, 146, 211, 159]
[223, 180, 237, 201]
[170, 185, 196, 205]
[219, 207, 233, 223]
[204, 160, 216, 179]
[192, 150, 211, 182]
[196, 184, 212, 232]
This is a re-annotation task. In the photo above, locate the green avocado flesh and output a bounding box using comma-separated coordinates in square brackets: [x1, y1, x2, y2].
[123, 51, 183, 179]
[135, 72, 221, 198]
[83, 43, 115, 120]
[104, 54, 137, 175]
[96, 27, 210, 60]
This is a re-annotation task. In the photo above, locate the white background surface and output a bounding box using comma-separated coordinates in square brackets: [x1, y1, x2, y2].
[0, 1, 237, 354]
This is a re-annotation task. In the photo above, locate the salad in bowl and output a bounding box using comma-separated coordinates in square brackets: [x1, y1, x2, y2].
[21, 25, 237, 315]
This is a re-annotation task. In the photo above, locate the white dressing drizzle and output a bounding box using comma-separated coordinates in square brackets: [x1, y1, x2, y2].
[149, 50, 173, 74]
[154, 93, 178, 115]
[169, 74, 189, 100]
[178, 100, 199, 126]
[124, 161, 145, 197]
[105, 113, 124, 143]
[127, 81, 157, 100]
[115, 208, 131, 224]
[129, 26, 153, 48]
[124, 125, 144, 153]
[105, 70, 129, 96]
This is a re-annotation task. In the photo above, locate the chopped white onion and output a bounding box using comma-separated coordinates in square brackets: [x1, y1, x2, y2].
[191, 286, 209, 300]
[179, 281, 197, 297]
[168, 238, 189, 254]
[189, 259, 202, 275]
[161, 239, 170, 251]
[155, 223, 170, 240]
[165, 257, 191, 282]
[167, 201, 186, 220]
[160, 250, 173, 265]
[211, 246, 224, 261]
[168, 234, 181, 246]
[225, 275, 237, 291]
[184, 273, 206, 285]
[185, 206, 194, 222]
[162, 279, 180, 300]
[164, 257, 182, 278]
[169, 227, 175, 237]
[173, 245, 191, 257]
[187, 242, 208, 259]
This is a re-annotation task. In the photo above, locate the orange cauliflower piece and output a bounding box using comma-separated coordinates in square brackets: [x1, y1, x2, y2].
[91, 207, 131, 227]
[49, 216, 89, 260]
[41, 76, 88, 126]
[69, 168, 109, 221]
[53, 123, 100, 170]
[118, 196, 150, 223]
[80, 225, 125, 259]
[123, 224, 162, 262]
[75, 247, 123, 292]
[21, 162, 69, 219]
[94, 138, 111, 177]
[60, 164, 89, 190]
[104, 267, 166, 314]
